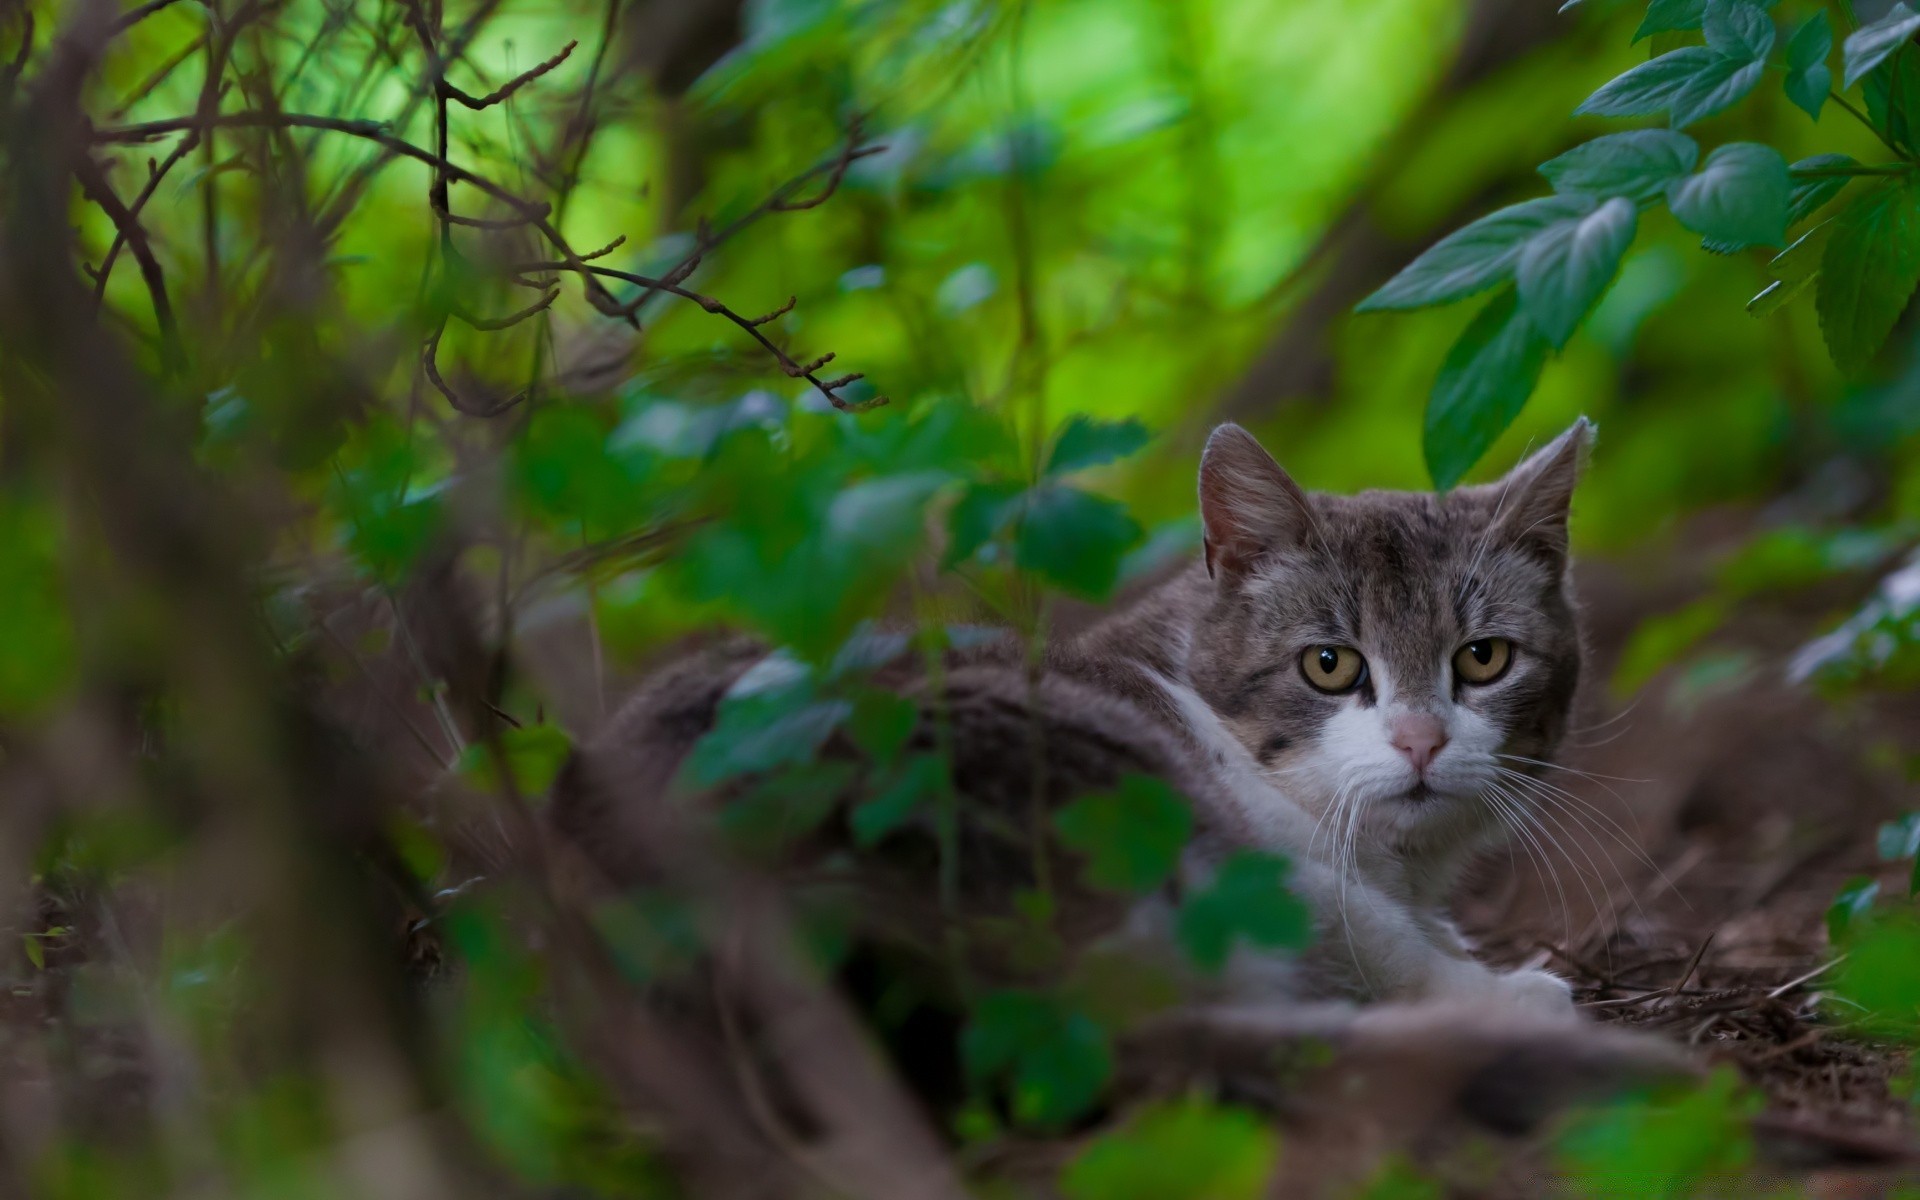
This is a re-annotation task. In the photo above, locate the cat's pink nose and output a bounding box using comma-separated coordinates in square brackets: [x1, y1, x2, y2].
[1390, 713, 1448, 774]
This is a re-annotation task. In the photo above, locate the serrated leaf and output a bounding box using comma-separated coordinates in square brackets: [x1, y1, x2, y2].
[1538, 130, 1699, 202]
[1576, 46, 1717, 118]
[1768, 219, 1835, 285]
[1053, 775, 1193, 894]
[1357, 195, 1595, 311]
[1701, 0, 1773, 61]
[1666, 142, 1790, 250]
[1788, 155, 1859, 226]
[1176, 851, 1313, 973]
[1784, 13, 1832, 120]
[1045, 415, 1151, 475]
[1844, 1, 1920, 88]
[1817, 177, 1920, 375]
[1865, 43, 1920, 151]
[1634, 0, 1706, 42]
[1014, 485, 1142, 599]
[1668, 53, 1767, 127]
[1424, 289, 1553, 491]
[1516, 196, 1638, 347]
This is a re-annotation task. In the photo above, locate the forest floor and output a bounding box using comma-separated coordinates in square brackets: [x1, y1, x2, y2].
[1448, 508, 1920, 1193]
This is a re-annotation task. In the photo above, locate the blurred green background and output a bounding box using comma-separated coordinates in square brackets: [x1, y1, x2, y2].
[13, 0, 1920, 1195]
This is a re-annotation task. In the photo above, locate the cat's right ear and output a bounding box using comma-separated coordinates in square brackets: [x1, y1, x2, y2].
[1198, 423, 1316, 580]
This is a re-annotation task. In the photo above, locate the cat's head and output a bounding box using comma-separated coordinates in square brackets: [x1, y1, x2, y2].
[1187, 420, 1591, 848]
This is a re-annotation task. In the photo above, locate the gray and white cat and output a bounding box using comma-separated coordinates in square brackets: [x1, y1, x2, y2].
[555, 418, 1595, 1019]
[1063, 418, 1592, 1015]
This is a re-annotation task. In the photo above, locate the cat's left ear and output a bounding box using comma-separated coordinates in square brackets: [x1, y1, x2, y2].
[1490, 418, 1594, 563]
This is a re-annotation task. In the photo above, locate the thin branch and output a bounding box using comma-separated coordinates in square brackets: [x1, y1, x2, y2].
[92, 132, 201, 307]
[73, 156, 182, 371]
[443, 39, 577, 109]
[111, 0, 192, 36]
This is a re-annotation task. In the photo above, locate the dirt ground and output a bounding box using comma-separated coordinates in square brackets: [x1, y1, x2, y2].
[1447, 511, 1920, 1190]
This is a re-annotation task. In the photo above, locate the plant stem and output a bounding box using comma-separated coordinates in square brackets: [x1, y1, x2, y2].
[1829, 90, 1916, 161]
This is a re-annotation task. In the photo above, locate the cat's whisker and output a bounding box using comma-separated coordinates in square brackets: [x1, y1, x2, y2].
[1482, 782, 1574, 946]
[1488, 767, 1675, 921]
[1490, 765, 1665, 877]
[1487, 778, 1609, 939]
[1497, 752, 1651, 786]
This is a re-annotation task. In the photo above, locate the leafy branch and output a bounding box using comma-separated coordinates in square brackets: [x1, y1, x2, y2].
[1357, 0, 1920, 488]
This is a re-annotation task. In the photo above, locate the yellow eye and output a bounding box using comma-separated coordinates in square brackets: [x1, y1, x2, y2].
[1300, 645, 1366, 693]
[1454, 638, 1513, 685]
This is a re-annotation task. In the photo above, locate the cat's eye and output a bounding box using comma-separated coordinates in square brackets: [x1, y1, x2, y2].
[1300, 645, 1366, 694]
[1454, 638, 1513, 685]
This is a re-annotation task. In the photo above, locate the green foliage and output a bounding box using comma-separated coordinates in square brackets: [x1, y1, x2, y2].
[963, 989, 1113, 1129]
[1558, 1068, 1760, 1199]
[1838, 914, 1920, 1036]
[1060, 1098, 1278, 1200]
[1362, 0, 1920, 484]
[1828, 876, 1882, 941]
[1176, 851, 1314, 972]
[457, 725, 575, 797]
[1818, 178, 1920, 376]
[1424, 288, 1551, 490]
[1054, 775, 1195, 893]
[0, 494, 76, 714]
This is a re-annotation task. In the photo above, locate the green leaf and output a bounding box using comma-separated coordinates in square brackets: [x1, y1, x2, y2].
[1879, 813, 1920, 862]
[1865, 43, 1920, 151]
[1828, 876, 1881, 942]
[1046, 416, 1151, 476]
[1053, 775, 1194, 894]
[1576, 46, 1716, 118]
[23, 936, 42, 971]
[1516, 196, 1637, 347]
[1014, 485, 1143, 599]
[1784, 13, 1832, 121]
[686, 656, 851, 785]
[1836, 913, 1920, 1035]
[1666, 142, 1790, 250]
[1356, 195, 1594, 312]
[1668, 54, 1766, 128]
[945, 480, 1023, 568]
[1559, 1069, 1759, 1198]
[1788, 156, 1858, 227]
[1634, 0, 1705, 42]
[1817, 177, 1920, 375]
[1844, 1, 1920, 88]
[847, 689, 919, 763]
[1061, 1099, 1278, 1200]
[851, 753, 945, 846]
[457, 724, 574, 797]
[1747, 220, 1834, 315]
[1768, 219, 1835, 286]
[963, 991, 1112, 1128]
[721, 761, 855, 857]
[1177, 851, 1313, 973]
[1701, 0, 1772, 62]
[1538, 130, 1699, 203]
[1423, 289, 1553, 491]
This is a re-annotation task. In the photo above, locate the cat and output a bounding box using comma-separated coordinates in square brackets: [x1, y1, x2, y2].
[1048, 417, 1592, 1014]
[553, 418, 1594, 1024]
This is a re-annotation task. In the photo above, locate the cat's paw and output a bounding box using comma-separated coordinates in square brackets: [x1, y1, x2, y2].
[1425, 958, 1575, 1021]
[1494, 966, 1576, 1019]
